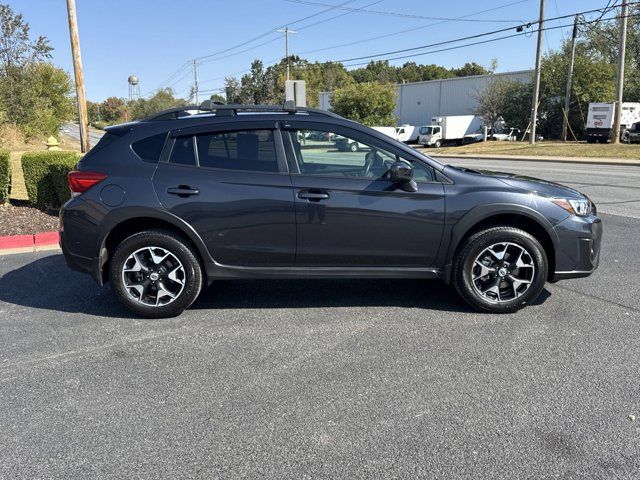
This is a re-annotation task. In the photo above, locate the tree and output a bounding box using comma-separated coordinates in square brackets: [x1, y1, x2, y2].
[209, 93, 226, 104]
[330, 82, 397, 126]
[349, 60, 398, 84]
[224, 76, 242, 104]
[101, 96, 126, 123]
[473, 79, 516, 137]
[129, 88, 186, 120]
[0, 4, 51, 73]
[454, 62, 491, 77]
[0, 4, 72, 138]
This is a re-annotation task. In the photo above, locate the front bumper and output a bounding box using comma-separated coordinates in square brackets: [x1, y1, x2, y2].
[550, 214, 602, 281]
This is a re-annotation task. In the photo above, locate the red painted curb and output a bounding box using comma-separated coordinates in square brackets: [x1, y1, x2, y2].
[34, 231, 60, 247]
[0, 234, 34, 249]
[0, 231, 59, 250]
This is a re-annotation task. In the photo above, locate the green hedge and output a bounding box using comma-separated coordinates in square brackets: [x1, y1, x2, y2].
[21, 151, 82, 209]
[0, 150, 10, 204]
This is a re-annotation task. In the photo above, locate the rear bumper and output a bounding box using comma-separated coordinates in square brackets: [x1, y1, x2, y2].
[585, 128, 611, 139]
[551, 214, 602, 282]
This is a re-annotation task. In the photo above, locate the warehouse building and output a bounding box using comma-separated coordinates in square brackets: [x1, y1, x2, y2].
[318, 69, 533, 126]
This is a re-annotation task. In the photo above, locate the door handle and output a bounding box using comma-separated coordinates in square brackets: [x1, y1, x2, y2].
[167, 186, 200, 197]
[298, 191, 330, 201]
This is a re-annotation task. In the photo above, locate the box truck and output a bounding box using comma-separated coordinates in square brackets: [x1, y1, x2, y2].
[418, 115, 484, 147]
[396, 124, 419, 143]
[586, 102, 640, 143]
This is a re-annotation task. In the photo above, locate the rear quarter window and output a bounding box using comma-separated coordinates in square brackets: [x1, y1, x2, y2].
[132, 133, 167, 163]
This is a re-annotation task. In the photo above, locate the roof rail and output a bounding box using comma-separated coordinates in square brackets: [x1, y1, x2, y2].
[143, 100, 343, 121]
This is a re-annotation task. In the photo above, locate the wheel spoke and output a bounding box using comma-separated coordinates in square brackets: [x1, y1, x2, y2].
[149, 248, 170, 266]
[123, 252, 147, 273]
[155, 283, 176, 306]
[473, 260, 493, 280]
[485, 279, 502, 302]
[167, 266, 185, 285]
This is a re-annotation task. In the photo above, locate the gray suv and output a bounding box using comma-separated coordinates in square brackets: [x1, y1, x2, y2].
[60, 102, 602, 318]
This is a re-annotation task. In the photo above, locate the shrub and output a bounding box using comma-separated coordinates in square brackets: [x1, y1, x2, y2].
[0, 150, 10, 203]
[21, 151, 81, 209]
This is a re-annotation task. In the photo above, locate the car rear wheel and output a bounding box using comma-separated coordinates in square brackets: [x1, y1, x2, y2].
[452, 227, 548, 313]
[109, 230, 203, 318]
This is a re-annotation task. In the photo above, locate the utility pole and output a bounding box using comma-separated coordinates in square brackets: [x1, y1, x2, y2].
[529, 0, 545, 144]
[562, 15, 579, 142]
[193, 59, 199, 105]
[276, 27, 298, 81]
[65, 0, 90, 153]
[612, 1, 629, 144]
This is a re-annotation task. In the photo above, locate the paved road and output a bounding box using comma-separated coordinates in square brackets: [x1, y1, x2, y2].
[1, 206, 639, 477]
[438, 156, 640, 219]
[63, 123, 104, 148]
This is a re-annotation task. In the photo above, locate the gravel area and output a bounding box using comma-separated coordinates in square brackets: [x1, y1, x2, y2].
[0, 202, 58, 236]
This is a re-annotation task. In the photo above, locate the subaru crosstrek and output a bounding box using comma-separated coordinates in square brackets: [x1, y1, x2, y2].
[60, 102, 602, 318]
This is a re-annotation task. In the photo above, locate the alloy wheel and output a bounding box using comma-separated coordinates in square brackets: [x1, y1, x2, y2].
[121, 246, 186, 307]
[471, 242, 535, 303]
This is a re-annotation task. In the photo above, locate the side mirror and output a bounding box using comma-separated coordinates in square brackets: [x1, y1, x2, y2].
[389, 161, 417, 192]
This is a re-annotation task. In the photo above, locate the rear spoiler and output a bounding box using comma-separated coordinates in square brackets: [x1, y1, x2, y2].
[104, 122, 137, 136]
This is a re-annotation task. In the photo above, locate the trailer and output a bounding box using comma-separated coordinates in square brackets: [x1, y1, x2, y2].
[586, 102, 640, 143]
[418, 115, 484, 147]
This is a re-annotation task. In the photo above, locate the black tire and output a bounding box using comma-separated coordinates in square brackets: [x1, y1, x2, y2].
[109, 230, 203, 318]
[434, 140, 442, 148]
[452, 226, 548, 313]
[621, 132, 631, 144]
[349, 142, 359, 152]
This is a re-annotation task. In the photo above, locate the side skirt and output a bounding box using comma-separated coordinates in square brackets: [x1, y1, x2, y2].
[205, 263, 442, 281]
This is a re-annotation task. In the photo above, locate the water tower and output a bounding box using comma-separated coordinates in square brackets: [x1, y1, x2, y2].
[128, 75, 140, 101]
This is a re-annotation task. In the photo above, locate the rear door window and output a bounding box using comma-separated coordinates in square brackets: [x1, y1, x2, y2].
[195, 129, 278, 172]
[169, 136, 196, 166]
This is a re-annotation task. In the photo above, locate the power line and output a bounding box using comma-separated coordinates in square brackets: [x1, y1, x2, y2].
[294, 0, 531, 56]
[195, 0, 386, 84]
[143, 0, 359, 95]
[285, 0, 526, 22]
[279, 11, 640, 70]
[198, 0, 531, 86]
[193, 0, 357, 62]
[196, 3, 640, 94]
[324, 2, 638, 64]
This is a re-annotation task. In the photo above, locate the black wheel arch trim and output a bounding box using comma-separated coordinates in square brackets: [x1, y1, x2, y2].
[95, 206, 214, 285]
[440, 203, 560, 283]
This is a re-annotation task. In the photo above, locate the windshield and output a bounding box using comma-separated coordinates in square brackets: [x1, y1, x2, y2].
[419, 126, 433, 135]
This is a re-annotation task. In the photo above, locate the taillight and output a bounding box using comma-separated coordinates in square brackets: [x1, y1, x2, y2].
[68, 171, 108, 197]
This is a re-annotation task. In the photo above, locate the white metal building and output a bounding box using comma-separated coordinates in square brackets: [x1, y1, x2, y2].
[318, 70, 533, 126]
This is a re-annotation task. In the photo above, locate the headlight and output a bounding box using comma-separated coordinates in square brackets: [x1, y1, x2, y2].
[551, 197, 592, 216]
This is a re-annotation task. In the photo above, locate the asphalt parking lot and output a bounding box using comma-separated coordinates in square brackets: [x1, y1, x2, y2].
[1, 163, 639, 478]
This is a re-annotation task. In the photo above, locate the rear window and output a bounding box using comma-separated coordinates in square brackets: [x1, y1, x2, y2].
[132, 133, 167, 163]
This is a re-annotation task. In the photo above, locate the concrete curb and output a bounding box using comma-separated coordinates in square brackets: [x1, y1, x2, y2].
[429, 153, 640, 167]
[0, 231, 60, 255]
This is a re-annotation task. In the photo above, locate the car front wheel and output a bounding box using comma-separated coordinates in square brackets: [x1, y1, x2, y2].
[109, 230, 203, 318]
[452, 227, 548, 313]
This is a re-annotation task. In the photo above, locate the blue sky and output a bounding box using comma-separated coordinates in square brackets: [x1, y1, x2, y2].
[11, 0, 614, 101]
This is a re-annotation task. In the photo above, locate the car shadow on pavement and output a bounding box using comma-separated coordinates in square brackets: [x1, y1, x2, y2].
[0, 254, 551, 316]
